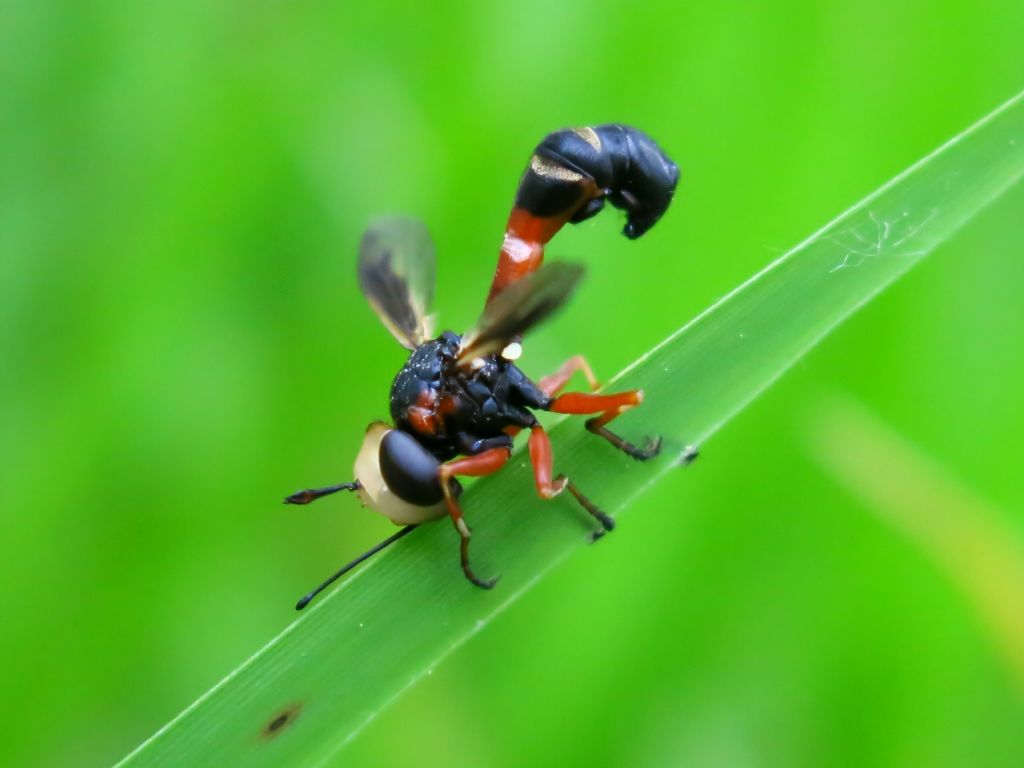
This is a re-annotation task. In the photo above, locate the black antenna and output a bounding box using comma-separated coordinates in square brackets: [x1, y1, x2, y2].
[295, 524, 418, 610]
[284, 481, 360, 506]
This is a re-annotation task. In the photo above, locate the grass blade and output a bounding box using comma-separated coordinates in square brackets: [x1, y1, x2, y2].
[117, 90, 1024, 768]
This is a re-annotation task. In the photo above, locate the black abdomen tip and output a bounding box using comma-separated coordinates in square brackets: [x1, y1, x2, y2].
[515, 124, 679, 238]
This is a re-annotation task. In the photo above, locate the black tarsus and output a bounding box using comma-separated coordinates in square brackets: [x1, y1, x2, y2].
[460, 533, 499, 590]
[295, 524, 418, 610]
[585, 421, 663, 461]
[564, 478, 615, 535]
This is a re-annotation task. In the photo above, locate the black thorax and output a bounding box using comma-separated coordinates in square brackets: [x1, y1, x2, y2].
[389, 331, 550, 460]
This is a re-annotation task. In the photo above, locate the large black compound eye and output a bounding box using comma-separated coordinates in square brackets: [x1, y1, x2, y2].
[379, 430, 446, 506]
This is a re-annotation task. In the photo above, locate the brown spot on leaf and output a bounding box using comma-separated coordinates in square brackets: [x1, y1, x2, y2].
[261, 702, 302, 740]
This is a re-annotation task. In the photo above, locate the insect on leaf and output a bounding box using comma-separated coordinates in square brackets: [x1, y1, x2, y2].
[116, 90, 1024, 768]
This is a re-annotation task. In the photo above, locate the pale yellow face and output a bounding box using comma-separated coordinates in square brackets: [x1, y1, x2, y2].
[353, 422, 448, 526]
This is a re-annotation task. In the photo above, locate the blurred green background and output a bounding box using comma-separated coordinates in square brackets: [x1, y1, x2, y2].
[4, 1, 1024, 766]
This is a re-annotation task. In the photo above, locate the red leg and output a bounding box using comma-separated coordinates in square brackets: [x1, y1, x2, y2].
[528, 425, 614, 535]
[549, 390, 643, 414]
[439, 447, 511, 589]
[528, 425, 567, 499]
[548, 390, 661, 460]
[503, 356, 603, 442]
[537, 355, 600, 396]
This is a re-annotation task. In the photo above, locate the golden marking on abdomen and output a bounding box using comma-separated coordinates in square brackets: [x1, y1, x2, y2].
[572, 126, 602, 151]
[530, 154, 585, 182]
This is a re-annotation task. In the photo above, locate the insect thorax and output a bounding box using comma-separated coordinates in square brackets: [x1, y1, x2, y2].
[388, 331, 537, 458]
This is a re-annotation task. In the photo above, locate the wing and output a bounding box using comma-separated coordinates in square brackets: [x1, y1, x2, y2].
[358, 217, 437, 349]
[458, 262, 584, 363]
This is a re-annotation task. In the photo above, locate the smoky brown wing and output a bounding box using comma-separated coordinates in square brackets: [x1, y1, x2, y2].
[459, 262, 584, 361]
[358, 217, 437, 349]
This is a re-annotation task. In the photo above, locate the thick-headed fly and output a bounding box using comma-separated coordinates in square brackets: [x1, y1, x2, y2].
[288, 125, 679, 607]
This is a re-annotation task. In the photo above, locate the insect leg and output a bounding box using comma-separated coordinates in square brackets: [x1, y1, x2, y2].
[528, 425, 614, 536]
[547, 390, 662, 460]
[527, 425, 567, 499]
[439, 447, 511, 589]
[537, 354, 600, 396]
[284, 482, 360, 505]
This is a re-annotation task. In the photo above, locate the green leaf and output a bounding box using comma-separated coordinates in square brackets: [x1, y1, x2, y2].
[117, 91, 1024, 768]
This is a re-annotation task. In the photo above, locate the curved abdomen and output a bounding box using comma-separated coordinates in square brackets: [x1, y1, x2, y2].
[487, 125, 680, 305]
